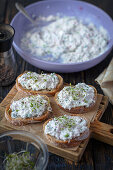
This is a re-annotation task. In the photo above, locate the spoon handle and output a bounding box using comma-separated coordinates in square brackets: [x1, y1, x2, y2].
[15, 3, 35, 24]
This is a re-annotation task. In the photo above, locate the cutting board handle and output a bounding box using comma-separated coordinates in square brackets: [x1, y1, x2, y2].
[90, 120, 113, 146]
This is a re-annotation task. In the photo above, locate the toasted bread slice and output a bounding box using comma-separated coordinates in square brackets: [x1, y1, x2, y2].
[16, 72, 63, 96]
[43, 114, 90, 148]
[54, 84, 97, 114]
[5, 95, 51, 126]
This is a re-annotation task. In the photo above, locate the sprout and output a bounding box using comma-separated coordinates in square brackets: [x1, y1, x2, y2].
[4, 151, 35, 170]
[64, 133, 69, 137]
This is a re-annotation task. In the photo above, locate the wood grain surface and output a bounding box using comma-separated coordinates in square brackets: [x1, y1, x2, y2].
[0, 0, 113, 169]
[0, 84, 109, 162]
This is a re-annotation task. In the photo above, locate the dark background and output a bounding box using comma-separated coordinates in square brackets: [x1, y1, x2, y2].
[0, 0, 113, 169]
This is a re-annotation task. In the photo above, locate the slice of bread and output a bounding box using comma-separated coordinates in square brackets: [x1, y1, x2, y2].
[54, 84, 97, 114]
[43, 114, 90, 148]
[16, 72, 63, 96]
[5, 95, 51, 126]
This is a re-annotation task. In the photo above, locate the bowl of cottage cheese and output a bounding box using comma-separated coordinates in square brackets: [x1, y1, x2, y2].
[11, 0, 113, 72]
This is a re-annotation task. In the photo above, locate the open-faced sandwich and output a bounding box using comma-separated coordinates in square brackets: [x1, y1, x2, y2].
[55, 83, 97, 114]
[16, 72, 63, 95]
[5, 94, 52, 126]
[43, 114, 90, 148]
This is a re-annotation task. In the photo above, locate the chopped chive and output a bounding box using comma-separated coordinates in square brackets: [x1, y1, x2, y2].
[30, 103, 33, 107]
[8, 109, 10, 113]
[64, 133, 69, 137]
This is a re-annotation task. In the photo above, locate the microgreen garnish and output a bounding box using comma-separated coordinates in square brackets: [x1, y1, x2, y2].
[4, 151, 35, 170]
[8, 109, 10, 113]
[73, 96, 77, 100]
[84, 99, 88, 103]
[64, 133, 69, 137]
[30, 103, 33, 107]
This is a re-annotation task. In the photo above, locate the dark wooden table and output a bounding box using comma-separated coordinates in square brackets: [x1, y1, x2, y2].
[0, 0, 113, 169]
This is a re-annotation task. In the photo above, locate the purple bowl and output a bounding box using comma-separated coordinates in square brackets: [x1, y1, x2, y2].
[11, 0, 113, 73]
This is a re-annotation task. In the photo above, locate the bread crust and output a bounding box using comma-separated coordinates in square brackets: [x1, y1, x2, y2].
[5, 95, 51, 126]
[43, 114, 90, 148]
[54, 85, 97, 114]
[16, 72, 63, 96]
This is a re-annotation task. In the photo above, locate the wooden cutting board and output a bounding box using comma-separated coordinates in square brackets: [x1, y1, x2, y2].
[0, 85, 113, 162]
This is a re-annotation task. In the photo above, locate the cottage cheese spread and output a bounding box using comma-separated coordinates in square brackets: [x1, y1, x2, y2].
[18, 72, 59, 91]
[21, 15, 109, 63]
[10, 95, 51, 119]
[57, 83, 95, 110]
[45, 115, 88, 141]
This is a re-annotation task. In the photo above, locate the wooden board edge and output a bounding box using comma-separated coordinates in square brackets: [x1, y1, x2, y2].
[90, 95, 113, 146]
[94, 95, 108, 121]
[91, 120, 113, 146]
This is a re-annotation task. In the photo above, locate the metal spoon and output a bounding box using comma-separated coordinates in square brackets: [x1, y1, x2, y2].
[15, 3, 36, 25]
[15, 2, 56, 27]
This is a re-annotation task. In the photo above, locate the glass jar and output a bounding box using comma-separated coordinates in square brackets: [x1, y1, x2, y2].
[0, 24, 17, 86]
[0, 130, 49, 170]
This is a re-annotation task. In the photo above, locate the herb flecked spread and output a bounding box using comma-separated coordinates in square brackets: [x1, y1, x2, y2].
[21, 15, 109, 63]
[45, 115, 88, 141]
[9, 95, 51, 119]
[57, 83, 95, 110]
[18, 72, 59, 91]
